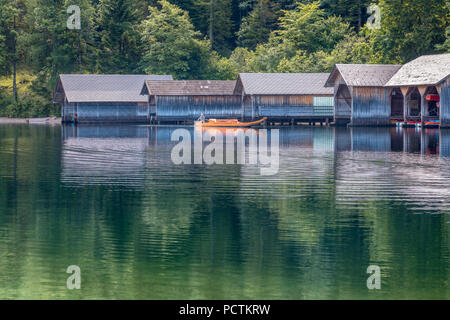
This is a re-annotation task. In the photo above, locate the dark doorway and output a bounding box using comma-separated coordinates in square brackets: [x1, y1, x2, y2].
[335, 84, 352, 118]
[425, 86, 439, 118]
[390, 88, 404, 119]
[408, 88, 421, 117]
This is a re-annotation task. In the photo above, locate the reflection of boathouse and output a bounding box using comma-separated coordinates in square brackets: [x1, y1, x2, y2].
[61, 125, 152, 187]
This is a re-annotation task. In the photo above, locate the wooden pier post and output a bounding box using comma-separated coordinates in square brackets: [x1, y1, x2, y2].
[401, 87, 409, 123]
[437, 85, 442, 127]
[418, 86, 427, 125]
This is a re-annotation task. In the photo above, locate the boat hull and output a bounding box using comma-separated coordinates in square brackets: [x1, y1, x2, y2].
[195, 118, 267, 128]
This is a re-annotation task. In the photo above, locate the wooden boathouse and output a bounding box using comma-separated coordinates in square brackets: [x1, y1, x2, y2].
[141, 80, 241, 123]
[234, 73, 334, 124]
[54, 74, 173, 123]
[325, 64, 402, 126]
[385, 53, 450, 127]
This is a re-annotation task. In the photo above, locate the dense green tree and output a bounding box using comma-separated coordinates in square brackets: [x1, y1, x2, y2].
[437, 25, 450, 52]
[139, 0, 215, 79]
[435, 1, 450, 52]
[209, 0, 235, 55]
[27, 0, 96, 80]
[272, 1, 351, 54]
[0, 0, 28, 100]
[0, 0, 10, 75]
[95, 0, 142, 73]
[372, 0, 448, 63]
[232, 1, 351, 73]
[0, 0, 449, 117]
[170, 0, 236, 55]
[237, 0, 278, 49]
[320, 0, 371, 31]
[169, 0, 209, 36]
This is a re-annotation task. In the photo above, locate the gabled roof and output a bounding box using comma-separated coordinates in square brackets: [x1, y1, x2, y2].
[55, 74, 173, 103]
[236, 73, 333, 95]
[385, 53, 450, 87]
[325, 64, 401, 87]
[142, 80, 237, 96]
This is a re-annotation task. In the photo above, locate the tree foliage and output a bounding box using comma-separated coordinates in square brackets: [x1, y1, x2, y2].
[95, 0, 141, 73]
[237, 0, 278, 50]
[0, 0, 448, 117]
[139, 0, 214, 79]
[372, 0, 448, 63]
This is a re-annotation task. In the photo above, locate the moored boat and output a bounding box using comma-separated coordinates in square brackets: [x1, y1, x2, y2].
[424, 120, 440, 128]
[195, 117, 267, 128]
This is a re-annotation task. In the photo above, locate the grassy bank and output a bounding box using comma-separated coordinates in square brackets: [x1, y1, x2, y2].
[0, 73, 58, 119]
[0, 117, 61, 124]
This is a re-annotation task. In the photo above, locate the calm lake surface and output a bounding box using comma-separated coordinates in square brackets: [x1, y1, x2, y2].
[0, 124, 448, 299]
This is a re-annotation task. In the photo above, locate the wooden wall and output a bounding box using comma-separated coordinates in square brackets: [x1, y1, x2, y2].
[333, 75, 352, 121]
[156, 95, 242, 121]
[440, 78, 450, 128]
[243, 95, 334, 120]
[62, 102, 149, 123]
[335, 86, 352, 120]
[351, 87, 391, 126]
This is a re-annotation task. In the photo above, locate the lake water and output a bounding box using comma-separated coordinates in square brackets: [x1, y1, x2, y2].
[0, 124, 448, 299]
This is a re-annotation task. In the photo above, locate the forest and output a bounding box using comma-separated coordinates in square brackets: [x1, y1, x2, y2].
[0, 0, 449, 117]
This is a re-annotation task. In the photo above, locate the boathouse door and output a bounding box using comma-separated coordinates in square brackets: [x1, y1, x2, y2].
[425, 87, 440, 119]
[335, 84, 352, 119]
[408, 88, 421, 118]
[390, 88, 404, 120]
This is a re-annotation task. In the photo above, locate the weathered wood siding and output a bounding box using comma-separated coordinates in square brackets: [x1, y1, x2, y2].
[334, 95, 352, 119]
[440, 78, 450, 127]
[243, 95, 333, 119]
[62, 101, 75, 122]
[63, 102, 149, 123]
[351, 87, 391, 126]
[333, 76, 351, 120]
[156, 95, 241, 121]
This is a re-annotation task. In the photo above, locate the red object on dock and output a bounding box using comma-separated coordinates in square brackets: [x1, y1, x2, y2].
[426, 95, 440, 102]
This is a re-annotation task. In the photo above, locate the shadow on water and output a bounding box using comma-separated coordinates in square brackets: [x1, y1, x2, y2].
[0, 124, 448, 299]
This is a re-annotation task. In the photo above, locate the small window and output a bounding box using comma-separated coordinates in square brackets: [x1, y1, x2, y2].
[313, 97, 334, 107]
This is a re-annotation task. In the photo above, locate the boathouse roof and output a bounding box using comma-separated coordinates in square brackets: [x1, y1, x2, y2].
[385, 53, 450, 87]
[235, 73, 333, 95]
[142, 80, 237, 96]
[325, 64, 401, 87]
[54, 74, 173, 103]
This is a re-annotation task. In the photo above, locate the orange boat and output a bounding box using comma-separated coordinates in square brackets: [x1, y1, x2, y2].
[195, 117, 267, 128]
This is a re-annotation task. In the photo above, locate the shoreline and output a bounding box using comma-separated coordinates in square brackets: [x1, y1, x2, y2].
[0, 117, 61, 124]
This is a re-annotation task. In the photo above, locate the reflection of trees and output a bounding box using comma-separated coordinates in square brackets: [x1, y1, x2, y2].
[0, 125, 448, 299]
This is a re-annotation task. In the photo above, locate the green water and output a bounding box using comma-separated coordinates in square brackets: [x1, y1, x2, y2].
[0, 124, 448, 299]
